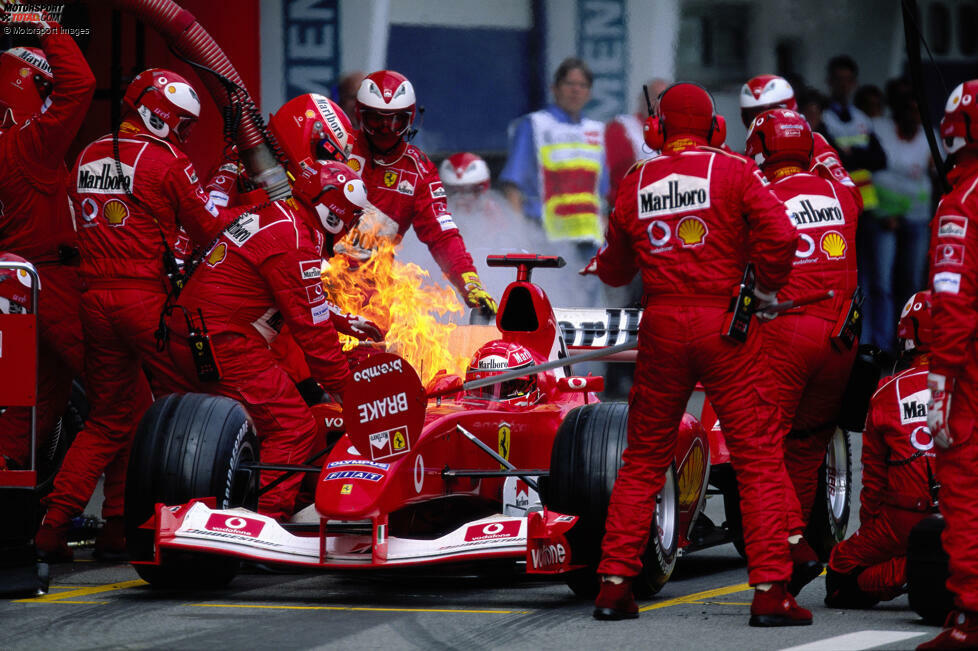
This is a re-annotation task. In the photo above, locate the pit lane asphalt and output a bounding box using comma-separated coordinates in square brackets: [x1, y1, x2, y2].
[0, 432, 939, 650]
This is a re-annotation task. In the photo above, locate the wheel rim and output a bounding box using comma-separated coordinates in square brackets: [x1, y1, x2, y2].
[656, 470, 677, 556]
[231, 440, 260, 511]
[825, 430, 849, 522]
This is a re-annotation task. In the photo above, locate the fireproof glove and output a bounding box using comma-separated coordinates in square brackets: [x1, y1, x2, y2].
[329, 305, 385, 341]
[928, 372, 954, 448]
[754, 287, 779, 322]
[461, 271, 497, 314]
[579, 256, 599, 276]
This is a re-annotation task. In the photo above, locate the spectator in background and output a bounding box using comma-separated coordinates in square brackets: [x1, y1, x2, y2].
[854, 84, 886, 129]
[870, 81, 935, 350]
[500, 57, 608, 304]
[337, 70, 365, 128]
[798, 87, 830, 139]
[605, 78, 669, 203]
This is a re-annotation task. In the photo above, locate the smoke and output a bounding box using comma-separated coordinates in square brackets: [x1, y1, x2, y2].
[395, 189, 609, 319]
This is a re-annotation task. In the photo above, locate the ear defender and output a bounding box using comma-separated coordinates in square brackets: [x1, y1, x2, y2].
[708, 115, 727, 147]
[644, 115, 665, 150]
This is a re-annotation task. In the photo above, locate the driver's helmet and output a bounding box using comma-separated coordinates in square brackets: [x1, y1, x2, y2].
[463, 340, 542, 407]
[0, 253, 36, 314]
[897, 290, 932, 353]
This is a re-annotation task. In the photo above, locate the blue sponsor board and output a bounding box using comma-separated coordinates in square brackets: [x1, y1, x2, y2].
[327, 460, 391, 471]
[283, 0, 340, 98]
[324, 470, 383, 482]
[577, 0, 627, 122]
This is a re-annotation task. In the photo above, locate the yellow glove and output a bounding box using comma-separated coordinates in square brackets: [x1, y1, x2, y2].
[461, 271, 497, 314]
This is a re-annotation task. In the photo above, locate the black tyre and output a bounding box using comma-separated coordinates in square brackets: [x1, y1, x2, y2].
[36, 380, 87, 497]
[709, 463, 747, 560]
[907, 514, 953, 626]
[546, 402, 679, 598]
[125, 393, 260, 589]
[806, 429, 852, 561]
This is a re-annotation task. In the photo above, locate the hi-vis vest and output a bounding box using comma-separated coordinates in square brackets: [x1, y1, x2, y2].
[823, 107, 880, 210]
[529, 110, 605, 243]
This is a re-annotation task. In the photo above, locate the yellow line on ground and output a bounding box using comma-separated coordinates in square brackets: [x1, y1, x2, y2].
[38, 600, 110, 605]
[640, 581, 752, 612]
[687, 601, 753, 606]
[14, 579, 146, 603]
[193, 603, 530, 615]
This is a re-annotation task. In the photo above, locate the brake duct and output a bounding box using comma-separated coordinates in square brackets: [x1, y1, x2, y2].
[36, 0, 292, 200]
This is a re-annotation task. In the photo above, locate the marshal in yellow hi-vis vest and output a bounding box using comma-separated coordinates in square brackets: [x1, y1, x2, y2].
[529, 110, 605, 243]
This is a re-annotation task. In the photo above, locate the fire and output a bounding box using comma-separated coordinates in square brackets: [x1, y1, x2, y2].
[321, 236, 470, 385]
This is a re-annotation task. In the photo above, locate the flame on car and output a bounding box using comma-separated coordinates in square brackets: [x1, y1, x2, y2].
[321, 236, 470, 385]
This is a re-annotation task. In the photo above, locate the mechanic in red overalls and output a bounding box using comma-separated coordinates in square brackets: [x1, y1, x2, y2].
[585, 82, 808, 626]
[340, 70, 496, 315]
[36, 68, 234, 560]
[825, 291, 936, 608]
[745, 109, 863, 590]
[0, 24, 94, 471]
[918, 79, 978, 650]
[169, 160, 372, 520]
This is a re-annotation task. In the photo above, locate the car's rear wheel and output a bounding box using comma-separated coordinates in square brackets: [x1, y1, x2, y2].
[907, 514, 953, 626]
[546, 402, 679, 599]
[125, 393, 259, 589]
[806, 429, 852, 561]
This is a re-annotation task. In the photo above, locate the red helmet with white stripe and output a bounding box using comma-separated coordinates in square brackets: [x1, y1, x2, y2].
[941, 80, 978, 155]
[897, 290, 932, 353]
[269, 93, 354, 181]
[0, 253, 36, 314]
[0, 46, 53, 125]
[356, 70, 417, 151]
[122, 68, 201, 144]
[739, 74, 797, 127]
[463, 340, 542, 407]
[439, 152, 490, 194]
[745, 108, 813, 170]
[291, 159, 369, 239]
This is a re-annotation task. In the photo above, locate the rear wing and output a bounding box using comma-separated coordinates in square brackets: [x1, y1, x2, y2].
[554, 308, 641, 361]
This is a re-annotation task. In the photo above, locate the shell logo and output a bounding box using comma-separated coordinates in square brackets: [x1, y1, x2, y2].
[348, 158, 361, 172]
[207, 242, 228, 266]
[18, 67, 30, 78]
[678, 443, 705, 509]
[677, 216, 708, 247]
[820, 231, 846, 258]
[166, 85, 177, 94]
[305, 109, 316, 119]
[103, 199, 129, 226]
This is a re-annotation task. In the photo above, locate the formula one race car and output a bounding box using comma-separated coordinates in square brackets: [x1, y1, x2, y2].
[124, 254, 866, 595]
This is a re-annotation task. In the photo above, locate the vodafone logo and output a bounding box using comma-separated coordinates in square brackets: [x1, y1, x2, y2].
[647, 220, 671, 248]
[795, 233, 815, 259]
[910, 425, 934, 452]
[463, 520, 521, 542]
[204, 513, 266, 538]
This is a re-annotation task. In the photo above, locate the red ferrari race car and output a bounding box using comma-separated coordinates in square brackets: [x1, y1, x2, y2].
[124, 254, 875, 595]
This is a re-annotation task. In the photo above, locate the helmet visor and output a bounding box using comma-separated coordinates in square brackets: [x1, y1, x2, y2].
[362, 110, 411, 136]
[172, 115, 197, 143]
[315, 136, 348, 163]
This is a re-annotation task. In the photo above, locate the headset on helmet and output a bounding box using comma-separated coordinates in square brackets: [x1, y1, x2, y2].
[941, 80, 978, 155]
[739, 74, 797, 127]
[463, 340, 543, 407]
[0, 46, 53, 125]
[269, 93, 354, 181]
[643, 82, 726, 151]
[0, 253, 36, 314]
[897, 290, 932, 353]
[745, 108, 814, 169]
[356, 70, 417, 151]
[438, 152, 490, 194]
[122, 68, 201, 144]
[291, 159, 369, 239]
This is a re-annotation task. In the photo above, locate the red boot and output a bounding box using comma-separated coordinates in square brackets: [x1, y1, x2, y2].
[750, 582, 813, 627]
[593, 577, 638, 620]
[35, 521, 73, 563]
[789, 538, 824, 596]
[918, 611, 978, 649]
[94, 517, 127, 562]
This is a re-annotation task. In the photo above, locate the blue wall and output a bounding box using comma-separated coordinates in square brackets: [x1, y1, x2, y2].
[387, 25, 535, 154]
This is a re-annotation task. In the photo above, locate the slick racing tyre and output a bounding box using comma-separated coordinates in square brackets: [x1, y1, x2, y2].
[907, 514, 953, 626]
[546, 402, 679, 599]
[125, 393, 259, 589]
[806, 429, 852, 561]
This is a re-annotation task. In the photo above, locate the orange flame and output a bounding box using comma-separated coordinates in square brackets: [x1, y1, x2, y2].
[321, 237, 470, 385]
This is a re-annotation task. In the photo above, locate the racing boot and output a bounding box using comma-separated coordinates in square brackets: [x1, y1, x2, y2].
[593, 576, 638, 620]
[93, 517, 127, 562]
[824, 567, 880, 609]
[749, 582, 813, 627]
[35, 520, 73, 563]
[788, 537, 824, 596]
[918, 611, 978, 649]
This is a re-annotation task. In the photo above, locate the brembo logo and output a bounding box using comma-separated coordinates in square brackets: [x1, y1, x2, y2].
[353, 358, 403, 383]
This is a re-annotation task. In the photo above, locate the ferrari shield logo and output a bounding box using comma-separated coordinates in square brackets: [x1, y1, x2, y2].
[340, 483, 353, 495]
[384, 170, 398, 187]
[498, 423, 511, 469]
[392, 429, 407, 451]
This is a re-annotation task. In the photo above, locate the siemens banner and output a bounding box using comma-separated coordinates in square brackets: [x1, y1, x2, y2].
[577, 0, 627, 122]
[284, 0, 340, 99]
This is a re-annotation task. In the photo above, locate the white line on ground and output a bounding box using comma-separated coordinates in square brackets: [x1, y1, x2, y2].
[780, 630, 927, 651]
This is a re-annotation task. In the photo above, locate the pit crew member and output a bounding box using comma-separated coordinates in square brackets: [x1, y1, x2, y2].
[169, 160, 375, 520]
[585, 82, 807, 626]
[745, 108, 862, 585]
[342, 70, 495, 315]
[918, 80, 978, 650]
[36, 68, 233, 560]
[0, 26, 94, 470]
[825, 291, 936, 608]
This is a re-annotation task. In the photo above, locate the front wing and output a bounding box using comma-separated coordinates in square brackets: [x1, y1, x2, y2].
[136, 499, 578, 573]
